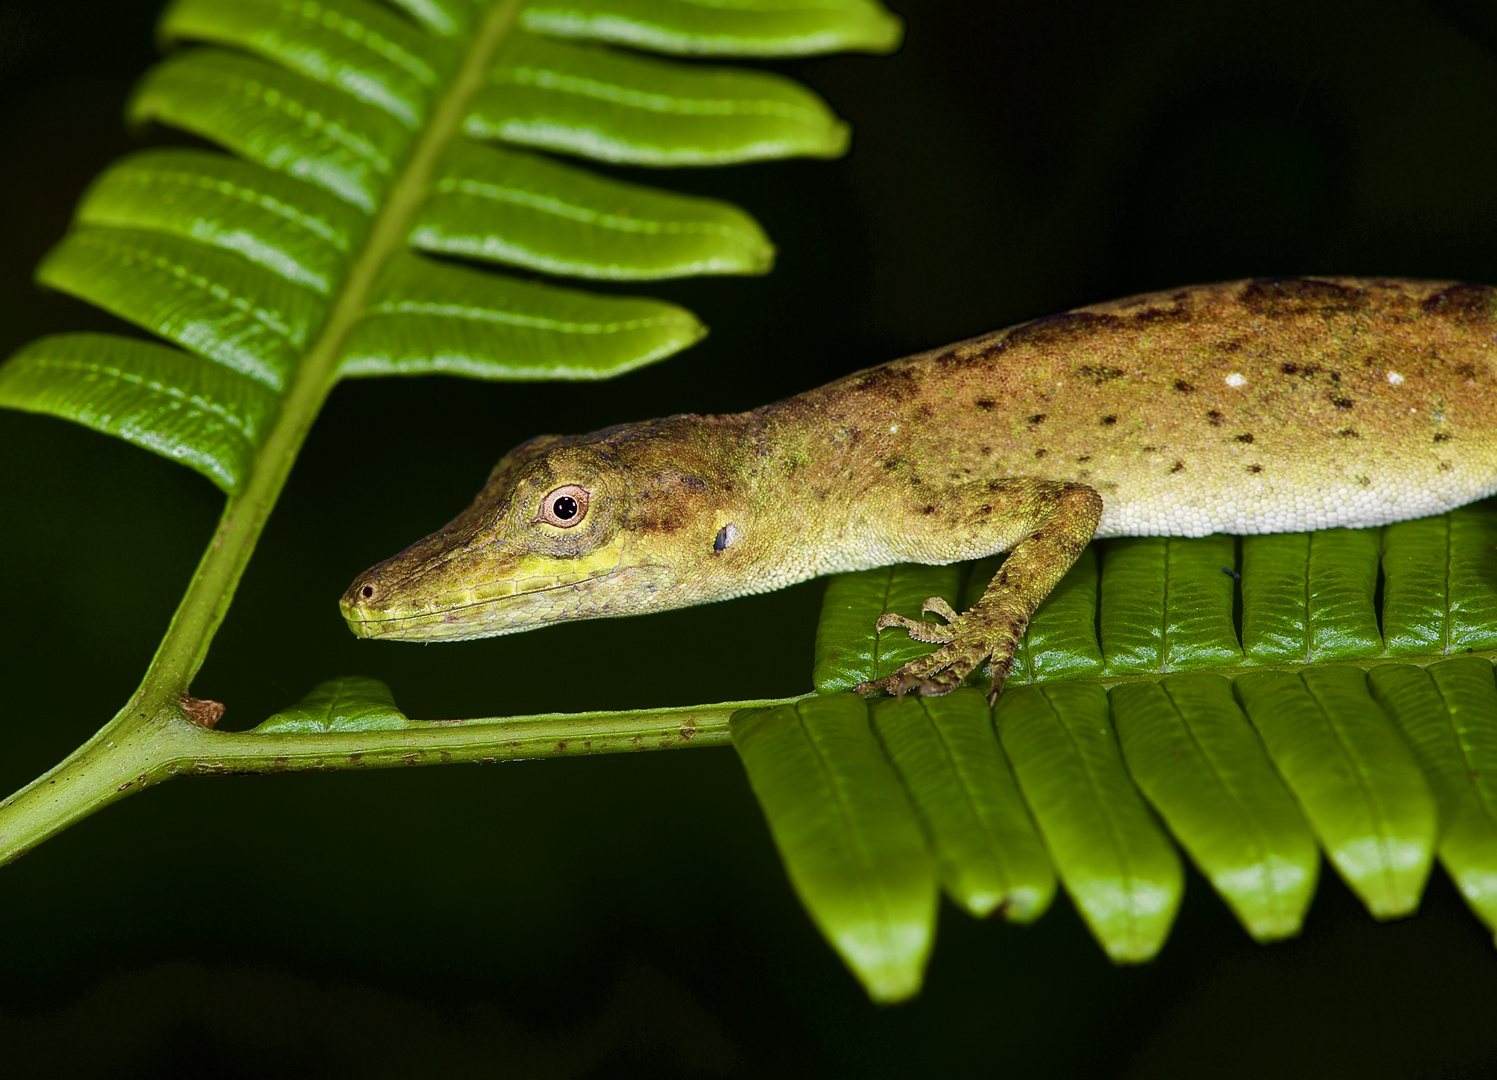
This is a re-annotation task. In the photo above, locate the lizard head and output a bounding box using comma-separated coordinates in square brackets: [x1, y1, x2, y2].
[340, 417, 750, 641]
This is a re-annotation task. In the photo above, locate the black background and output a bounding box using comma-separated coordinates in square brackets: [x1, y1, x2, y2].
[5, 0, 1497, 1075]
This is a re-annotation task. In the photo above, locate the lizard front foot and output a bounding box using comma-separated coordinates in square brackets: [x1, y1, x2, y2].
[853, 596, 1018, 703]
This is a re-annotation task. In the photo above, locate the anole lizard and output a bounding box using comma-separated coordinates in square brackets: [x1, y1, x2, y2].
[341, 277, 1497, 702]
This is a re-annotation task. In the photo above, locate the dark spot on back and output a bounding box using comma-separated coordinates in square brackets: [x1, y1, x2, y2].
[1338, 428, 1360, 438]
[1034, 448, 1047, 458]
[1241, 277, 1365, 314]
[1331, 396, 1354, 410]
[1101, 415, 1117, 425]
[883, 458, 901, 470]
[1141, 445, 1157, 453]
[980, 445, 992, 455]
[1281, 362, 1298, 375]
[921, 504, 935, 515]
[849, 364, 921, 402]
[1028, 413, 1046, 425]
[1077, 364, 1125, 385]
[1173, 379, 1194, 393]
[1247, 464, 1262, 473]
[680, 475, 708, 494]
[1422, 284, 1497, 324]
[1357, 475, 1372, 487]
[1170, 460, 1185, 473]
[975, 398, 996, 411]
[1077, 454, 1092, 463]
[1434, 432, 1452, 442]
[1206, 410, 1223, 426]
[1132, 305, 1193, 326]
[1004, 311, 1119, 350]
[1235, 433, 1254, 443]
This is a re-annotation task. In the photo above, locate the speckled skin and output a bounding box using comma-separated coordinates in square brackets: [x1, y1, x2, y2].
[342, 277, 1497, 700]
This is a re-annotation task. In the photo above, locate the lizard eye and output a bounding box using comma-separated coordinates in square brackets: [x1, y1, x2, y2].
[539, 484, 589, 527]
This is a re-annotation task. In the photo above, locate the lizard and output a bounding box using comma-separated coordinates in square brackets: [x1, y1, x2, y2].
[340, 277, 1497, 703]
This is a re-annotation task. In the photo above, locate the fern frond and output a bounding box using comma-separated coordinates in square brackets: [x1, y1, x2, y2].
[741, 502, 1497, 1000]
[1, 0, 894, 486]
[0, 0, 901, 871]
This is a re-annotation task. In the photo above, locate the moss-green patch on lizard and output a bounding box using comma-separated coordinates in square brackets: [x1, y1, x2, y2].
[340, 277, 1497, 701]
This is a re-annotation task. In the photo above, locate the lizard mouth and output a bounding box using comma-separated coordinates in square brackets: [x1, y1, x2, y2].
[340, 567, 632, 642]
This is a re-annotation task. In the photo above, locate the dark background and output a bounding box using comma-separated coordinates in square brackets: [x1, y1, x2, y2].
[4, 0, 1497, 1074]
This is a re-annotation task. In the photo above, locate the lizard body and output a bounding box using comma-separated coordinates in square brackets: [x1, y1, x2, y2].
[341, 277, 1497, 700]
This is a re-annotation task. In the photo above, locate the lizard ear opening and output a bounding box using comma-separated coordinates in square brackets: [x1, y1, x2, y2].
[539, 485, 590, 528]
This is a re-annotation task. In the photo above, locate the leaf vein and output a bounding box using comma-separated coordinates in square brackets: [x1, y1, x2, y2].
[22, 356, 262, 447]
[433, 176, 753, 243]
[228, 69, 393, 172]
[110, 165, 352, 252]
[368, 300, 689, 332]
[496, 67, 825, 122]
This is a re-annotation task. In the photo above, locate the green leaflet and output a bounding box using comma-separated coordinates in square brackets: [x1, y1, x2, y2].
[468, 30, 850, 165]
[161, 0, 456, 129]
[1382, 505, 1497, 655]
[732, 696, 935, 1003]
[0, 334, 278, 494]
[870, 690, 1055, 922]
[36, 226, 327, 392]
[254, 675, 411, 734]
[1111, 675, 1318, 941]
[1241, 528, 1382, 662]
[411, 142, 773, 278]
[129, 47, 408, 212]
[1100, 535, 1241, 674]
[997, 682, 1184, 962]
[1236, 667, 1436, 918]
[1369, 660, 1497, 940]
[520, 0, 903, 57]
[338, 251, 704, 378]
[76, 149, 365, 296]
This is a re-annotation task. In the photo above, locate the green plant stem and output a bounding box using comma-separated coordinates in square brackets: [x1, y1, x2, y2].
[0, 697, 795, 863]
[0, 0, 525, 863]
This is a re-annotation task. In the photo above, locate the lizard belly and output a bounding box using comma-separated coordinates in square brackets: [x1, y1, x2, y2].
[1092, 471, 1497, 538]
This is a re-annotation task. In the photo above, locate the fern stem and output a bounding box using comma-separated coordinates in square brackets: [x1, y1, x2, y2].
[150, 0, 526, 697]
[0, 696, 786, 862]
[182, 698, 766, 771]
[0, 0, 526, 863]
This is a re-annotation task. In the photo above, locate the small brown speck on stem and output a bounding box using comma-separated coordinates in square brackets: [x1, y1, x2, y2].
[179, 694, 224, 730]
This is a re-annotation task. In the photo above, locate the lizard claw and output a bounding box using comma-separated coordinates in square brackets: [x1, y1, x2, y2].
[853, 672, 942, 699]
[921, 596, 960, 623]
[873, 610, 956, 645]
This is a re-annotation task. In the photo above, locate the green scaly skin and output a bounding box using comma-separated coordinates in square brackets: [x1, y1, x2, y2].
[341, 277, 1497, 702]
